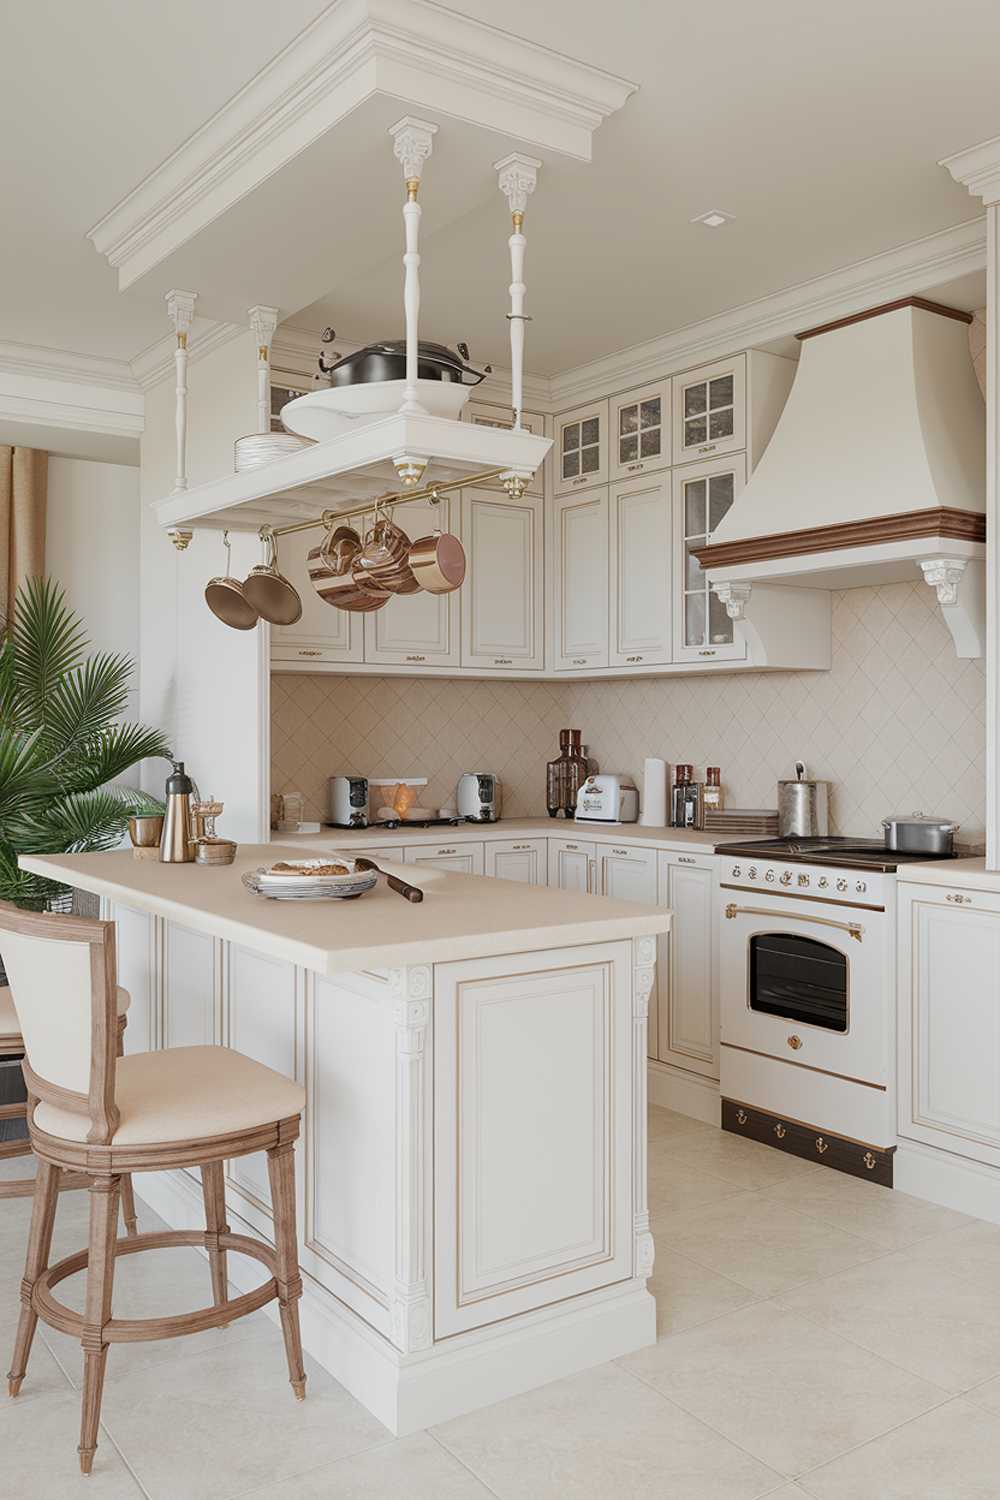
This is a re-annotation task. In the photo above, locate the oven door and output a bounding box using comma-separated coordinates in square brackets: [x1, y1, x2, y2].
[719, 892, 888, 1084]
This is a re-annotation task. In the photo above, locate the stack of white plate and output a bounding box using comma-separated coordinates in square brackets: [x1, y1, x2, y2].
[243, 858, 377, 901]
[234, 431, 315, 471]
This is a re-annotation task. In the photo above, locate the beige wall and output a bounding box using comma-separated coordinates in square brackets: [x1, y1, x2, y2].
[271, 579, 986, 837]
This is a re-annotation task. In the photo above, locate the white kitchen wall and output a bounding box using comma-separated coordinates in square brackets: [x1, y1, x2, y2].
[272, 580, 986, 838]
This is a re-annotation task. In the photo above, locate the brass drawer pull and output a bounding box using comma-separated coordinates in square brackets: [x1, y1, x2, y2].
[945, 893, 973, 904]
[787, 1034, 802, 1051]
[815, 1137, 829, 1156]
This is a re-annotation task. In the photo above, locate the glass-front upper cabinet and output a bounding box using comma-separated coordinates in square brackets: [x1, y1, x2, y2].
[609, 379, 671, 481]
[671, 354, 746, 466]
[672, 454, 747, 663]
[553, 400, 609, 495]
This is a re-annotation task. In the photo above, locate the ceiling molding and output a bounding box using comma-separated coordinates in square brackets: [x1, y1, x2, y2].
[941, 134, 1000, 206]
[0, 339, 136, 392]
[129, 317, 247, 390]
[548, 216, 987, 409]
[86, 0, 636, 291]
[0, 346, 143, 440]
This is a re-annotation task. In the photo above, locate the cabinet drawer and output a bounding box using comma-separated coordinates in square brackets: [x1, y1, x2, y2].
[403, 843, 485, 876]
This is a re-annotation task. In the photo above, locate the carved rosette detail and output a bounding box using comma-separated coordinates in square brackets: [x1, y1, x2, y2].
[635, 1228, 655, 1280]
[919, 557, 968, 606]
[635, 935, 657, 969]
[712, 581, 753, 621]
[495, 151, 541, 217]
[389, 116, 437, 183]
[391, 1295, 432, 1353]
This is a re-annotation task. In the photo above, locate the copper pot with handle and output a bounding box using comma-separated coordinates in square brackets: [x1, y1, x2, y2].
[242, 531, 303, 625]
[308, 524, 389, 612]
[408, 527, 466, 594]
[354, 512, 420, 595]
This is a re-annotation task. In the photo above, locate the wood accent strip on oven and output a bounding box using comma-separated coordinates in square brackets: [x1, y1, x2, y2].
[797, 296, 973, 341]
[693, 507, 986, 572]
[722, 1097, 895, 1186]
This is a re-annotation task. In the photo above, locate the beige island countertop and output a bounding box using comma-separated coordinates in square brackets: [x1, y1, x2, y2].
[20, 844, 670, 978]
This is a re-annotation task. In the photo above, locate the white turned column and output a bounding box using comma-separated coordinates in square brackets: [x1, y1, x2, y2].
[495, 153, 540, 429]
[941, 136, 1000, 866]
[165, 289, 196, 493]
[389, 117, 437, 419]
[248, 304, 279, 435]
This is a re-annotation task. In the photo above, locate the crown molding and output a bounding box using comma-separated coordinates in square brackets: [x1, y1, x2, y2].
[941, 134, 1000, 206]
[548, 215, 987, 408]
[0, 344, 143, 441]
[0, 339, 137, 392]
[86, 0, 636, 291]
[129, 317, 247, 390]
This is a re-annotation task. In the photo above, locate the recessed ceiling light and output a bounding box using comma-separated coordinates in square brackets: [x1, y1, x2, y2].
[691, 209, 734, 228]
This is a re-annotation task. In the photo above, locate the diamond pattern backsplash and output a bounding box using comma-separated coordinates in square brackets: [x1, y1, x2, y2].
[271, 581, 986, 838]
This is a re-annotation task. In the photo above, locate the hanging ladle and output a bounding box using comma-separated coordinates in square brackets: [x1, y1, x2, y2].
[205, 531, 260, 630]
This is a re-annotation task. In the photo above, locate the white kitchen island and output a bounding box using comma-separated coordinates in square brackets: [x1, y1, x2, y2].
[20, 846, 668, 1434]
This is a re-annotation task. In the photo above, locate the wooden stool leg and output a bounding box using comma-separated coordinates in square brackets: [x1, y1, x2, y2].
[266, 1144, 306, 1401]
[200, 1160, 230, 1311]
[78, 1176, 121, 1476]
[119, 1173, 138, 1238]
[7, 1158, 59, 1395]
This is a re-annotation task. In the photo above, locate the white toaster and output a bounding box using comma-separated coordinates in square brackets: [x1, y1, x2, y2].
[574, 774, 639, 825]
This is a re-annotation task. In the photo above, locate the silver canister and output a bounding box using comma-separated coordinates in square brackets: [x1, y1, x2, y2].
[778, 761, 830, 837]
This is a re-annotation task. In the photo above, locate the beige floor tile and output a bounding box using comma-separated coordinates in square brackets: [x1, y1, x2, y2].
[645, 1246, 759, 1337]
[648, 1155, 753, 1216]
[777, 1225, 1000, 1392]
[620, 1301, 946, 1477]
[98, 1324, 388, 1500]
[237, 1432, 495, 1498]
[676, 1130, 828, 1189]
[0, 1387, 144, 1495]
[761, 1173, 976, 1250]
[0, 1300, 75, 1406]
[647, 1105, 716, 1143]
[964, 1372, 1000, 1417]
[796, 1397, 1000, 1498]
[432, 1361, 783, 1500]
[652, 1193, 883, 1295]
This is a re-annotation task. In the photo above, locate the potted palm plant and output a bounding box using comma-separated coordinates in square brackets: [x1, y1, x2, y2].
[0, 574, 172, 947]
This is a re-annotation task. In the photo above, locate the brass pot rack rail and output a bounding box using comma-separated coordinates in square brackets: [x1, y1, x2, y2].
[261, 467, 509, 542]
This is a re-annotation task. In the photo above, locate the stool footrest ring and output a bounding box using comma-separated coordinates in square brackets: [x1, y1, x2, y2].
[32, 1229, 280, 1343]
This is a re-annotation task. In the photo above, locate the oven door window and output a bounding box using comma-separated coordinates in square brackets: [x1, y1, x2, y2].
[749, 933, 848, 1033]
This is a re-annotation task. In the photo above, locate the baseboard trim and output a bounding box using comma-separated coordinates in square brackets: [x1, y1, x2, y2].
[647, 1060, 721, 1124]
[133, 1168, 656, 1435]
[894, 1140, 1000, 1225]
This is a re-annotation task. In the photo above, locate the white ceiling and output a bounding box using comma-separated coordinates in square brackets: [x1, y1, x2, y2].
[2, 0, 998, 375]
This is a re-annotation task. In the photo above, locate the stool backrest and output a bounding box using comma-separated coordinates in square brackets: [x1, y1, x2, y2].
[0, 901, 120, 1144]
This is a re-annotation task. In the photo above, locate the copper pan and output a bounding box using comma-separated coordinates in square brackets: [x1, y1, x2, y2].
[308, 526, 390, 613]
[205, 532, 260, 630]
[355, 514, 420, 595]
[243, 533, 303, 625]
[408, 529, 466, 594]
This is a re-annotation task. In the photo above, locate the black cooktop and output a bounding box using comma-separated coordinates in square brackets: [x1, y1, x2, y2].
[713, 835, 958, 873]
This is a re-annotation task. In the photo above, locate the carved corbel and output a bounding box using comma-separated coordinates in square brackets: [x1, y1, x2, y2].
[918, 557, 986, 658]
[711, 580, 753, 621]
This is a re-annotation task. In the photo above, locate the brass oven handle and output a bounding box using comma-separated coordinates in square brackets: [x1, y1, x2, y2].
[724, 902, 863, 943]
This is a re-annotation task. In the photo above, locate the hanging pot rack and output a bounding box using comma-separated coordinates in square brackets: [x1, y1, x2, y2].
[260, 466, 507, 542]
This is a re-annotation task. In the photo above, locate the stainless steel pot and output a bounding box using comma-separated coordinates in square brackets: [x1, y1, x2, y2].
[778, 761, 830, 837]
[882, 813, 959, 855]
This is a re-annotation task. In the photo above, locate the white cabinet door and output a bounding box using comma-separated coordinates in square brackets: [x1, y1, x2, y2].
[548, 835, 597, 892]
[162, 922, 218, 1051]
[271, 522, 364, 667]
[610, 380, 671, 481]
[433, 942, 633, 1335]
[609, 474, 671, 667]
[596, 843, 657, 904]
[484, 838, 547, 885]
[672, 454, 748, 664]
[898, 883, 1000, 1169]
[110, 903, 159, 1055]
[463, 401, 547, 496]
[672, 353, 747, 466]
[364, 494, 460, 668]
[225, 944, 298, 1219]
[552, 488, 610, 670]
[403, 842, 485, 876]
[657, 851, 718, 1079]
[460, 489, 543, 671]
[553, 400, 609, 495]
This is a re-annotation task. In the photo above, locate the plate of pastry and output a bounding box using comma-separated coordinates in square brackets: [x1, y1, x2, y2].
[244, 857, 377, 901]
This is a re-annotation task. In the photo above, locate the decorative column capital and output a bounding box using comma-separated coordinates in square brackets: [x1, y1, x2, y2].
[712, 580, 753, 621]
[940, 134, 1000, 205]
[247, 304, 279, 354]
[165, 288, 197, 343]
[919, 556, 968, 606]
[389, 115, 437, 187]
[495, 152, 542, 218]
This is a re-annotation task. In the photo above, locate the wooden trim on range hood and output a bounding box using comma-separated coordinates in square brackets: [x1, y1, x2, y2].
[693, 507, 986, 571]
[797, 296, 973, 342]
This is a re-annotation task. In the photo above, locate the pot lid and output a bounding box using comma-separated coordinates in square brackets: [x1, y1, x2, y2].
[881, 813, 960, 829]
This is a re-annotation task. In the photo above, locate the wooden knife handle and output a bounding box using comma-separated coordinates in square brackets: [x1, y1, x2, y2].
[386, 871, 424, 903]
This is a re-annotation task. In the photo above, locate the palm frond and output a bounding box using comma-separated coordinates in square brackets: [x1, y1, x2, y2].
[0, 726, 60, 821]
[54, 723, 173, 797]
[14, 787, 164, 855]
[37, 652, 134, 752]
[10, 578, 88, 730]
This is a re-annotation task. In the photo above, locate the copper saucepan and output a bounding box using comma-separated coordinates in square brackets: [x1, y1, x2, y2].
[308, 523, 389, 613]
[354, 514, 420, 595]
[408, 528, 467, 594]
[243, 532, 303, 625]
[205, 531, 260, 630]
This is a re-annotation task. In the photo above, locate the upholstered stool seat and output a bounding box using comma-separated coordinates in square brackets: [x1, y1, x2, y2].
[34, 1045, 305, 1146]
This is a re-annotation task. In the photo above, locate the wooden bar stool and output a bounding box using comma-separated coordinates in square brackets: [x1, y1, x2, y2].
[0, 901, 307, 1475]
[0, 985, 138, 1234]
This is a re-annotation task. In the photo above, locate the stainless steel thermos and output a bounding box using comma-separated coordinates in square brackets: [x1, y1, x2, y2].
[160, 760, 196, 862]
[777, 761, 830, 838]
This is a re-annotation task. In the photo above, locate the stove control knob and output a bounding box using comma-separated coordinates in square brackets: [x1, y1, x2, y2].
[765, 868, 775, 882]
[797, 873, 810, 887]
[836, 878, 848, 892]
[856, 880, 867, 893]
[818, 876, 829, 889]
[748, 866, 758, 879]
[780, 870, 792, 886]
[731, 865, 741, 878]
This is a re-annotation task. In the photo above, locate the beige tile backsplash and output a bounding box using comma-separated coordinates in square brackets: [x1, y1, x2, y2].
[271, 581, 986, 837]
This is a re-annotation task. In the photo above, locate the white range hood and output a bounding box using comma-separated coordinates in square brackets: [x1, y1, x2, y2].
[698, 297, 987, 657]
